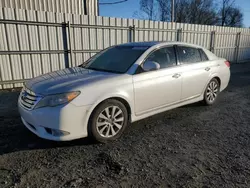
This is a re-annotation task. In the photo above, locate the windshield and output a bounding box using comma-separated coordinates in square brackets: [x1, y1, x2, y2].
[82, 46, 148, 73]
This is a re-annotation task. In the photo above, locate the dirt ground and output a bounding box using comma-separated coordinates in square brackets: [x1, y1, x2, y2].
[1, 63, 250, 188]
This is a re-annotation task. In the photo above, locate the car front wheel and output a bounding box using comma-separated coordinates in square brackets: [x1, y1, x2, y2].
[88, 99, 128, 143]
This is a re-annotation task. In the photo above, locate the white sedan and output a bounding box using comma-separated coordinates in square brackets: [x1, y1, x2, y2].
[18, 42, 230, 142]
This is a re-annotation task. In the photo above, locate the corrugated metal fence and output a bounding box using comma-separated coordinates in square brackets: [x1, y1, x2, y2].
[0, 0, 98, 15]
[1, 7, 250, 89]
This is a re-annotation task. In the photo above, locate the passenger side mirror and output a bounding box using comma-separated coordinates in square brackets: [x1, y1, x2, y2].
[142, 61, 160, 72]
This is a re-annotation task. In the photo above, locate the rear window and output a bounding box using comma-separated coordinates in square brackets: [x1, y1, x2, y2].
[177, 46, 201, 64]
[199, 49, 209, 61]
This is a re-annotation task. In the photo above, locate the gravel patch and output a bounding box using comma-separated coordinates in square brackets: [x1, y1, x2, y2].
[0, 64, 250, 187]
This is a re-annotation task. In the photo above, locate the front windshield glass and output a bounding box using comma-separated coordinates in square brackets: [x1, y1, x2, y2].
[83, 46, 148, 73]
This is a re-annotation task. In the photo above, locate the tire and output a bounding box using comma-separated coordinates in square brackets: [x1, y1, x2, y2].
[88, 99, 129, 143]
[203, 78, 220, 105]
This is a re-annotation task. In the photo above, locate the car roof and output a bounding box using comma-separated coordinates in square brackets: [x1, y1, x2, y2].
[118, 41, 162, 47]
[117, 41, 205, 49]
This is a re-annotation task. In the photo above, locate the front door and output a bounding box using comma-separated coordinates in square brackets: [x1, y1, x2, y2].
[133, 46, 182, 115]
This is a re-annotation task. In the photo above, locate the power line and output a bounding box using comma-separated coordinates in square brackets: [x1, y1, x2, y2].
[99, 0, 128, 5]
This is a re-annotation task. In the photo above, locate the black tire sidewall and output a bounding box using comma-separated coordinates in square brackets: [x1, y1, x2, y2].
[204, 78, 220, 105]
[88, 99, 128, 143]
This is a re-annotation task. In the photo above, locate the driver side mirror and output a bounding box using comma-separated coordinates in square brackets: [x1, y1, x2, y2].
[142, 60, 160, 72]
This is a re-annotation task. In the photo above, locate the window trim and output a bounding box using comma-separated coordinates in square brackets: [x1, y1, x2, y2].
[174, 45, 180, 65]
[134, 45, 178, 74]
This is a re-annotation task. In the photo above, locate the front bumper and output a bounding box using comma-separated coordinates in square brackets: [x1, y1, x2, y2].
[18, 100, 92, 141]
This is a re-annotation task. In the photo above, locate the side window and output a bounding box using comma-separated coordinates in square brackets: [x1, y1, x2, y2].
[199, 49, 209, 61]
[146, 47, 176, 69]
[177, 46, 201, 64]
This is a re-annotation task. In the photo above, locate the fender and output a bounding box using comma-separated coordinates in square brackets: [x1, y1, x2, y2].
[202, 72, 221, 95]
[82, 92, 134, 131]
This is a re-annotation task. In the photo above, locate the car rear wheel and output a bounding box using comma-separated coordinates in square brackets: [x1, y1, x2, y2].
[88, 99, 128, 143]
[204, 78, 220, 105]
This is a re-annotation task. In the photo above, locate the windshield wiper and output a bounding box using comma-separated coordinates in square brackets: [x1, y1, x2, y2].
[78, 63, 88, 68]
[86, 67, 105, 71]
[86, 67, 122, 74]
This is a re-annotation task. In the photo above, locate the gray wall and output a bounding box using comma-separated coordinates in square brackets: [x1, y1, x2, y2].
[0, 7, 250, 89]
[0, 0, 98, 15]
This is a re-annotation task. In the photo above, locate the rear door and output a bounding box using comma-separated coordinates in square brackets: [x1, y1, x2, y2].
[176, 46, 212, 100]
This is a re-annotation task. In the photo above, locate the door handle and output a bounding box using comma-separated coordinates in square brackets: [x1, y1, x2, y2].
[172, 73, 181, 78]
[205, 67, 211, 71]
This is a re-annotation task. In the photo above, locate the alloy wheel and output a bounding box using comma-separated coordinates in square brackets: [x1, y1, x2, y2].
[96, 106, 124, 138]
[206, 81, 219, 102]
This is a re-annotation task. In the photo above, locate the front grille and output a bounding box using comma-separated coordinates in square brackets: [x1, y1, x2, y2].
[19, 86, 42, 110]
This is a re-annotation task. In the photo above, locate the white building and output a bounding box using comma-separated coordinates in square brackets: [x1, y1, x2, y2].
[0, 0, 98, 15]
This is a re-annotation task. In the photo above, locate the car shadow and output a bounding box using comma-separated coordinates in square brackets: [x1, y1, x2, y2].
[179, 101, 203, 108]
[0, 121, 97, 155]
[0, 90, 100, 155]
[0, 90, 230, 155]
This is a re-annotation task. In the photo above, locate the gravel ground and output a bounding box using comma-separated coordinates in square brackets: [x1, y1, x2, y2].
[1, 63, 250, 188]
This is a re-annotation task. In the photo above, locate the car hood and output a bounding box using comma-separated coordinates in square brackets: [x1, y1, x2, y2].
[25, 67, 119, 95]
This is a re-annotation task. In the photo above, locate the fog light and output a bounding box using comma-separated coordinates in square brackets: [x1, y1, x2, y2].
[51, 129, 70, 136]
[43, 126, 70, 137]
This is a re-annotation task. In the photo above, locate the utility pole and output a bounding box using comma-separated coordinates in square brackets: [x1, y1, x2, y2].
[171, 0, 175, 22]
[97, 0, 100, 15]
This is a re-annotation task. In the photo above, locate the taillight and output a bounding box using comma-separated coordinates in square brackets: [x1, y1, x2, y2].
[224, 61, 230, 68]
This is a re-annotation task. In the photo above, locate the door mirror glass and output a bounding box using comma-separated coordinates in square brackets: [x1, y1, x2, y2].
[142, 61, 160, 72]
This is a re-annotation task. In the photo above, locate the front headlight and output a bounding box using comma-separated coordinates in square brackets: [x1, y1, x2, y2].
[34, 91, 80, 109]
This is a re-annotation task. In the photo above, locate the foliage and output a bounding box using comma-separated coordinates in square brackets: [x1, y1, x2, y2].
[135, 0, 243, 27]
